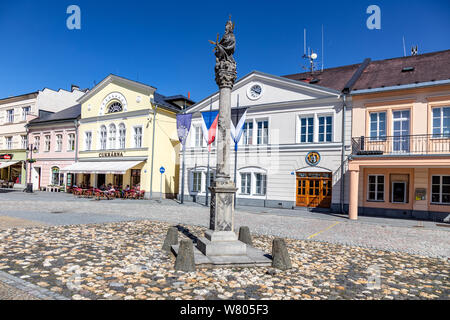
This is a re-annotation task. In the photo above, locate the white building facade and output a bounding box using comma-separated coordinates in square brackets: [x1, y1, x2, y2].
[0, 87, 85, 188]
[180, 72, 352, 212]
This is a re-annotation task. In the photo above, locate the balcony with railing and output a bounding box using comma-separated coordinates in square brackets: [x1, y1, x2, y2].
[352, 134, 450, 156]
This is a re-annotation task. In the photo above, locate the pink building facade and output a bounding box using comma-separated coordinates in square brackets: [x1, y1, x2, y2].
[26, 105, 80, 191]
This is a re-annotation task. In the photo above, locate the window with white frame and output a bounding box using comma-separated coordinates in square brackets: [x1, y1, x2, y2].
[300, 117, 314, 143]
[22, 106, 31, 121]
[68, 133, 75, 151]
[6, 109, 14, 123]
[100, 125, 107, 150]
[56, 134, 63, 152]
[318, 116, 332, 142]
[242, 121, 253, 145]
[240, 173, 252, 194]
[5, 136, 12, 149]
[119, 123, 126, 149]
[194, 126, 203, 147]
[432, 107, 450, 138]
[134, 126, 143, 148]
[370, 112, 386, 140]
[255, 173, 267, 196]
[192, 172, 202, 192]
[256, 120, 268, 145]
[34, 136, 40, 153]
[109, 124, 116, 149]
[367, 175, 384, 201]
[21, 135, 28, 149]
[85, 131, 92, 151]
[431, 175, 450, 204]
[44, 135, 51, 152]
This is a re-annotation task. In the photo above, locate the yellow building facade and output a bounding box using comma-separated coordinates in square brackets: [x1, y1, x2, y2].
[61, 74, 193, 198]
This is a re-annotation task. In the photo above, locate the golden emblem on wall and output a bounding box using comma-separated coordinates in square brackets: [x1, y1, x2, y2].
[306, 151, 321, 166]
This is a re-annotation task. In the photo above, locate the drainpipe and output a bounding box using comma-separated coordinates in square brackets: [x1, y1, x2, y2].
[74, 119, 79, 162]
[338, 58, 371, 214]
[340, 94, 347, 214]
[74, 119, 79, 187]
[149, 100, 158, 200]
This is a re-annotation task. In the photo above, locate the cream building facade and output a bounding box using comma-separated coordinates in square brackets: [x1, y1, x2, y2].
[61, 74, 193, 198]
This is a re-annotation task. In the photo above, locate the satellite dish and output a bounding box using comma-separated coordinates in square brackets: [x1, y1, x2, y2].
[311, 53, 318, 60]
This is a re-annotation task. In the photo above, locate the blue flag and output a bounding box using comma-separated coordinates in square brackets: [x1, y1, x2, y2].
[176, 113, 192, 146]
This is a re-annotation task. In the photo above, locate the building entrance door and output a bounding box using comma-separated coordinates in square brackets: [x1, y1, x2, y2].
[296, 172, 332, 208]
[97, 174, 106, 187]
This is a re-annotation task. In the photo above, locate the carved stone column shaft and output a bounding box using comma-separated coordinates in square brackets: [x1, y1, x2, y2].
[216, 87, 231, 180]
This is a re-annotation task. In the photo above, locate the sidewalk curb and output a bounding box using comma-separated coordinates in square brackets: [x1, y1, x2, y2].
[0, 270, 69, 300]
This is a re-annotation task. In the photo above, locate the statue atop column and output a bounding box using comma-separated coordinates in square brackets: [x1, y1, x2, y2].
[210, 17, 237, 88]
[172, 17, 271, 268]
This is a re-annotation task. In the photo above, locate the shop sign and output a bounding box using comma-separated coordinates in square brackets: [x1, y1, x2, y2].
[99, 152, 124, 158]
[305, 151, 321, 167]
[0, 154, 13, 160]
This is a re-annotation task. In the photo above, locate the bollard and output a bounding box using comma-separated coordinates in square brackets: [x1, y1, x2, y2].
[174, 240, 196, 272]
[162, 227, 178, 252]
[238, 226, 253, 246]
[271, 238, 292, 270]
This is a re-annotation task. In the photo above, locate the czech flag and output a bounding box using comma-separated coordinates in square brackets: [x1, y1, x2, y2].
[230, 108, 248, 151]
[201, 110, 219, 150]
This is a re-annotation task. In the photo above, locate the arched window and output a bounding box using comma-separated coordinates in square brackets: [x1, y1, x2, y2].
[119, 123, 126, 149]
[100, 125, 107, 150]
[51, 166, 63, 186]
[109, 124, 116, 149]
[108, 102, 123, 113]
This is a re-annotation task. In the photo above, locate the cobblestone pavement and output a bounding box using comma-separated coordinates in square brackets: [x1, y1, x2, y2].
[0, 192, 449, 258]
[0, 270, 68, 300]
[0, 220, 448, 300]
[0, 280, 39, 300]
[0, 216, 45, 230]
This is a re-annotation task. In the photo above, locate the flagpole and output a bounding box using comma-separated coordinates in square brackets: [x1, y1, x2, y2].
[180, 101, 186, 204]
[233, 95, 239, 208]
[205, 98, 212, 206]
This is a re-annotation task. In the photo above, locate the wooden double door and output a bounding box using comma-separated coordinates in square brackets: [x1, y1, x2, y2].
[296, 172, 332, 208]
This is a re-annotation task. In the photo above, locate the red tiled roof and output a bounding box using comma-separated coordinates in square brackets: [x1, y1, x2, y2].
[352, 49, 450, 91]
[283, 50, 450, 93]
[282, 63, 362, 92]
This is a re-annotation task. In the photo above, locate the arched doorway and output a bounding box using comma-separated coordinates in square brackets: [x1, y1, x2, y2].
[296, 168, 332, 208]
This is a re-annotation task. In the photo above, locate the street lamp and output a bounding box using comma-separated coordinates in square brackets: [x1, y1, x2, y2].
[26, 144, 38, 193]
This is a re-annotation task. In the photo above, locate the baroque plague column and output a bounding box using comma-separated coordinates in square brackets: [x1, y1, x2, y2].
[196, 19, 270, 266]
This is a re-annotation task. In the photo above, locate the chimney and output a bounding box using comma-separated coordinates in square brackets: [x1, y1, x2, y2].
[71, 84, 80, 92]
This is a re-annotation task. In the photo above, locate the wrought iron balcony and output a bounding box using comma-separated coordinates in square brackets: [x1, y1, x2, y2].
[351, 134, 450, 156]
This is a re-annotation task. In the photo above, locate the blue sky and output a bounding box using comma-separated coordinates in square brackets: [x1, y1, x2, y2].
[0, 0, 449, 101]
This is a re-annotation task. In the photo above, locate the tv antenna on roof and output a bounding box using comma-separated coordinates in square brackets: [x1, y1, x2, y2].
[302, 28, 321, 73]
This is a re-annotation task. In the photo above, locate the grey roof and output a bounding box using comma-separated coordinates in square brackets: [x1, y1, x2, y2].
[163, 95, 195, 105]
[154, 93, 183, 113]
[27, 104, 81, 126]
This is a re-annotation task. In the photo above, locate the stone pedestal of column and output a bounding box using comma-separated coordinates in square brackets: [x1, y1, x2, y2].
[197, 181, 247, 257]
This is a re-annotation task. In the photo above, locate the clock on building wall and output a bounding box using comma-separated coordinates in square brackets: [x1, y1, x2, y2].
[247, 83, 263, 100]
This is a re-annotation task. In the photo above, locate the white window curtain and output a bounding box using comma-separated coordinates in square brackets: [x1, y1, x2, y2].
[100, 126, 107, 150]
[109, 124, 116, 149]
[119, 123, 126, 149]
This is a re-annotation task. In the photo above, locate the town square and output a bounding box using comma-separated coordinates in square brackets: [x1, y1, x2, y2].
[0, 0, 449, 307]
